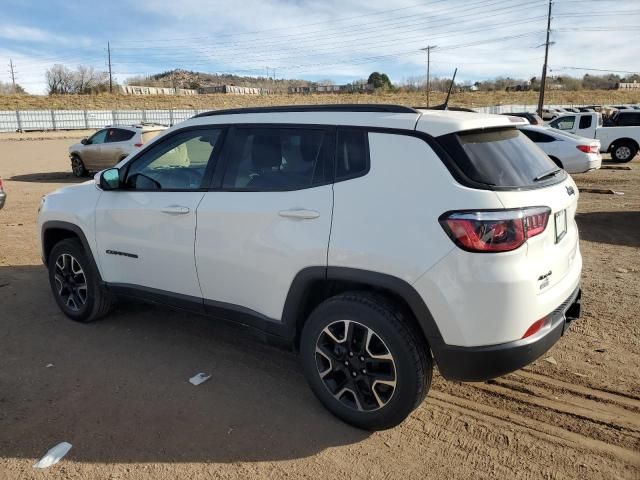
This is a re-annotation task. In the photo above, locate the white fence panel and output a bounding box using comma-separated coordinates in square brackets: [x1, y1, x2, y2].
[0, 111, 18, 132]
[53, 110, 86, 129]
[86, 110, 114, 129]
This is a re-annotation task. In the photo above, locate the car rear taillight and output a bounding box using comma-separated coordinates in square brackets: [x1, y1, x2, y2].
[576, 144, 598, 154]
[439, 207, 551, 253]
[0, 178, 4, 191]
[134, 143, 143, 148]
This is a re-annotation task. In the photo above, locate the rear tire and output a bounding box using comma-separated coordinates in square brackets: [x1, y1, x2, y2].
[71, 155, 88, 177]
[300, 292, 432, 430]
[48, 238, 113, 323]
[611, 142, 637, 163]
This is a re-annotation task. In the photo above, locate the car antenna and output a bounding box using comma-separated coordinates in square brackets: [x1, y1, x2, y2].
[442, 68, 458, 111]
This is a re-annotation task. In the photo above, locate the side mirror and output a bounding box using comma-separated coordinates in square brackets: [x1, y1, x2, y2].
[81, 138, 89, 145]
[100, 168, 121, 190]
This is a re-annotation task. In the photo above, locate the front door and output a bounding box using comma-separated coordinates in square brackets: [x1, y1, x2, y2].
[95, 127, 225, 298]
[195, 125, 334, 321]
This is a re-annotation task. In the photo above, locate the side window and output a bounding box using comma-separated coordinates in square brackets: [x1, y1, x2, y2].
[107, 128, 135, 143]
[537, 132, 556, 143]
[555, 116, 575, 131]
[124, 128, 222, 190]
[619, 113, 640, 126]
[578, 115, 592, 129]
[336, 129, 369, 180]
[520, 129, 539, 142]
[88, 129, 108, 144]
[222, 127, 328, 191]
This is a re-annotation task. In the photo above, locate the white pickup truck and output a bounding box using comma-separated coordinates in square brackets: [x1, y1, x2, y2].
[548, 111, 640, 162]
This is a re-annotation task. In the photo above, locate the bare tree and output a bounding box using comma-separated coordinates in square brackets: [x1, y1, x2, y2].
[46, 64, 110, 94]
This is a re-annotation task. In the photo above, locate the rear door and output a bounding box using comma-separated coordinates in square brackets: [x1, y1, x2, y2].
[195, 125, 334, 321]
[103, 128, 136, 168]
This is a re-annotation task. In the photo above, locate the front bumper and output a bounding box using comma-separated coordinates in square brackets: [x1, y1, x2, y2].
[432, 286, 582, 382]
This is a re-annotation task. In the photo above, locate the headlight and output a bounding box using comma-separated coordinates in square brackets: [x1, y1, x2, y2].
[38, 195, 46, 214]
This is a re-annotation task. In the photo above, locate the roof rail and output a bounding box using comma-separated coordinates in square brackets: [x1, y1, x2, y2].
[193, 104, 419, 118]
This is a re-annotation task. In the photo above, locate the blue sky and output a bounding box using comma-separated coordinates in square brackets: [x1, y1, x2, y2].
[1, 0, 639, 94]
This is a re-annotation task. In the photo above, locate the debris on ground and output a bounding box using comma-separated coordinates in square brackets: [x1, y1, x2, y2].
[33, 442, 72, 469]
[189, 373, 211, 386]
[45, 363, 54, 368]
[544, 356, 558, 366]
[594, 348, 607, 353]
[573, 372, 588, 378]
[616, 267, 629, 273]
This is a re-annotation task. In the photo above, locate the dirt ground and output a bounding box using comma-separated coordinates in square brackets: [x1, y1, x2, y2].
[0, 134, 638, 480]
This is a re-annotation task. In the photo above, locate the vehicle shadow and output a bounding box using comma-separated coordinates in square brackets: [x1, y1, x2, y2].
[0, 265, 368, 464]
[8, 172, 86, 184]
[576, 211, 640, 248]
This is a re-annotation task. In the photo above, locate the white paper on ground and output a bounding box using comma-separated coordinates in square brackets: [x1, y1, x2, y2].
[189, 373, 211, 386]
[33, 442, 72, 469]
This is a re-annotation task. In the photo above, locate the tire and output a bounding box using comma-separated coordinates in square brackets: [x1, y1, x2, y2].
[300, 292, 432, 430]
[611, 142, 637, 163]
[48, 238, 113, 323]
[71, 155, 88, 177]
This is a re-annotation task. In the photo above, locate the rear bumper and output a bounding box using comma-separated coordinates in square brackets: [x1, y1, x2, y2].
[432, 286, 581, 382]
[0, 191, 5, 209]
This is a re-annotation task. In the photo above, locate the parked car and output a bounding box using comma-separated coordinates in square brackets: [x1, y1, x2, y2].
[0, 177, 5, 209]
[69, 124, 167, 177]
[519, 125, 601, 173]
[501, 112, 544, 125]
[563, 107, 580, 113]
[578, 107, 595, 112]
[541, 108, 563, 120]
[39, 105, 582, 430]
[548, 111, 640, 162]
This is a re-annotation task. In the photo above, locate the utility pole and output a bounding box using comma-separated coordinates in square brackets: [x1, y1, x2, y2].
[537, 0, 553, 117]
[421, 45, 437, 107]
[8, 59, 16, 92]
[107, 42, 113, 93]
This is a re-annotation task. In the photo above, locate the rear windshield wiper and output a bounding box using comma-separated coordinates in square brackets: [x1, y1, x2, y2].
[534, 168, 561, 182]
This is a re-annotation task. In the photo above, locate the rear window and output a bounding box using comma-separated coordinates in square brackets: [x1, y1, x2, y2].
[440, 128, 566, 188]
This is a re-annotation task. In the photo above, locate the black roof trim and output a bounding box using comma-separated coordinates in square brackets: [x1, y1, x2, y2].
[193, 104, 419, 118]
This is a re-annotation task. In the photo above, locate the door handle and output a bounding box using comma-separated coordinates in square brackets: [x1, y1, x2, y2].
[161, 205, 190, 215]
[278, 209, 320, 220]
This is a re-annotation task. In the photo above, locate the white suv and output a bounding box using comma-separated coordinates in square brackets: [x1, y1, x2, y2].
[38, 105, 582, 430]
[69, 124, 167, 177]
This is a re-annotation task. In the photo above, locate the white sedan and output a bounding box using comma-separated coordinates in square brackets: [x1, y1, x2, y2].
[519, 125, 601, 173]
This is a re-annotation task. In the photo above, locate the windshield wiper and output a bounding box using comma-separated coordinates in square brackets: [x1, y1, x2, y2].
[534, 168, 561, 182]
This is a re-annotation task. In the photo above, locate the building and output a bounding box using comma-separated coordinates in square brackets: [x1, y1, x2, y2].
[198, 85, 269, 95]
[288, 83, 374, 94]
[617, 81, 640, 90]
[119, 85, 198, 95]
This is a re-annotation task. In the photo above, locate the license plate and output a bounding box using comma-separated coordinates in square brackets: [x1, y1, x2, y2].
[555, 209, 567, 243]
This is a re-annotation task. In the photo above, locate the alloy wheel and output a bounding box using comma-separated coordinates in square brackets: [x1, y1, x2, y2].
[53, 253, 88, 311]
[615, 146, 631, 161]
[71, 158, 84, 176]
[315, 320, 397, 412]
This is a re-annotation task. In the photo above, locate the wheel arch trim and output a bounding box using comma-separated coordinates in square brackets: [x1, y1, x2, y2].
[41, 221, 103, 281]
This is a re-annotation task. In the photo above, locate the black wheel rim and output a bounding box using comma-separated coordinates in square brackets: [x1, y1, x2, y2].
[53, 253, 88, 311]
[315, 320, 397, 412]
[72, 158, 83, 176]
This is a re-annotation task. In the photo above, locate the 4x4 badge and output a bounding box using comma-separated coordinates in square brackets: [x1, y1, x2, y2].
[566, 186, 575, 196]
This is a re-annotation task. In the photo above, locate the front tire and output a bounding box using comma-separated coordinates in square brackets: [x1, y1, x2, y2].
[48, 238, 113, 322]
[71, 155, 88, 177]
[300, 292, 432, 430]
[611, 142, 637, 163]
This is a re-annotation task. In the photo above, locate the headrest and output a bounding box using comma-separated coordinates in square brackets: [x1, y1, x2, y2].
[251, 134, 282, 169]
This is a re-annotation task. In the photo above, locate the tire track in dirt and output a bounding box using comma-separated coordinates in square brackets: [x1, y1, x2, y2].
[427, 389, 640, 467]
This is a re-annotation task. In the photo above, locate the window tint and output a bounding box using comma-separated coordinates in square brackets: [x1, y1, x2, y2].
[89, 129, 108, 144]
[222, 127, 327, 191]
[618, 113, 640, 126]
[336, 129, 368, 180]
[125, 128, 222, 190]
[578, 115, 592, 129]
[440, 128, 565, 188]
[554, 116, 575, 130]
[107, 128, 135, 143]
